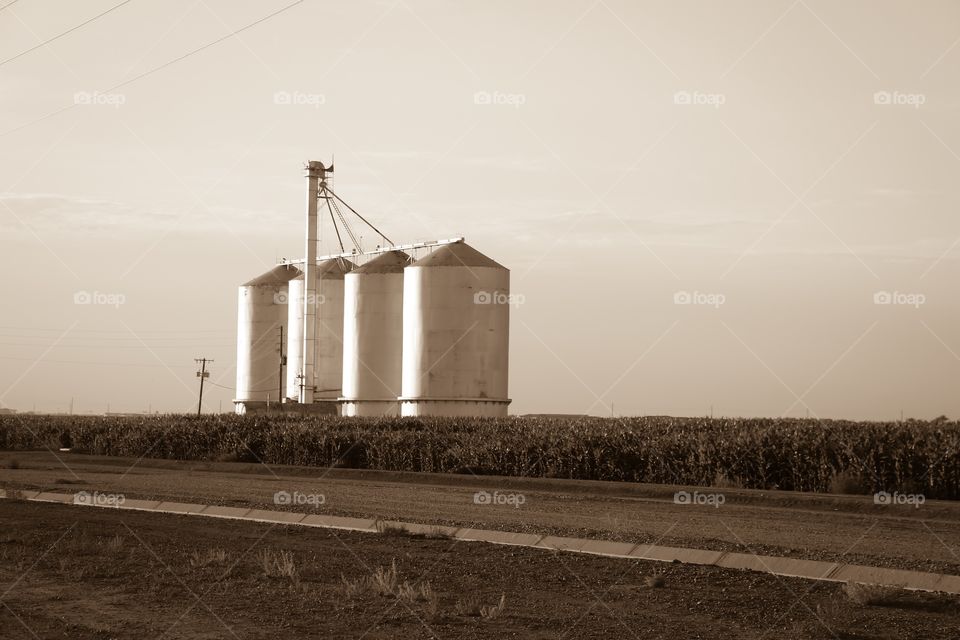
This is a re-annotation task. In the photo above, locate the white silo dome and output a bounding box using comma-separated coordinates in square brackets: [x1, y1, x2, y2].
[400, 242, 510, 417]
[235, 264, 300, 413]
[341, 251, 408, 416]
[308, 258, 354, 403]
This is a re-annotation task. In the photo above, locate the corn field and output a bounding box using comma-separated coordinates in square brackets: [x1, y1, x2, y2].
[1, 414, 958, 499]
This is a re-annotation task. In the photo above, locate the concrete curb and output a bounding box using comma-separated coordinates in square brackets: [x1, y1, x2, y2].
[3, 489, 958, 595]
[301, 514, 377, 532]
[199, 505, 253, 519]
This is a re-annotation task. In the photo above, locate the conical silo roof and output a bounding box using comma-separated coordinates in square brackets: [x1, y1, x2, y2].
[316, 257, 355, 279]
[289, 258, 356, 282]
[354, 250, 409, 274]
[241, 264, 301, 287]
[413, 242, 505, 269]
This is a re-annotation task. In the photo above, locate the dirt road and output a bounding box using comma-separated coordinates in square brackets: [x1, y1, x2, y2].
[2, 451, 958, 576]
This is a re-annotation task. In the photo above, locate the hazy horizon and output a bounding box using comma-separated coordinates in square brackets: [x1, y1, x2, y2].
[2, 0, 958, 420]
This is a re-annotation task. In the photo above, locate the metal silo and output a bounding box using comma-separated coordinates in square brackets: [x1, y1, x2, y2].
[341, 251, 408, 416]
[235, 264, 300, 414]
[400, 241, 510, 416]
[284, 275, 304, 401]
[305, 257, 354, 407]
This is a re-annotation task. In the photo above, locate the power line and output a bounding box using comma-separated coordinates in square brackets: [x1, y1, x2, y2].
[0, 333, 235, 341]
[108, 0, 305, 94]
[0, 342, 234, 348]
[0, 333, 232, 339]
[0, 0, 136, 68]
[0, 355, 194, 368]
[0, 0, 306, 138]
[0, 0, 21, 12]
[0, 326, 232, 334]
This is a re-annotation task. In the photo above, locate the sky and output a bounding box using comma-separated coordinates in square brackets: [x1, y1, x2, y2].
[0, 0, 958, 420]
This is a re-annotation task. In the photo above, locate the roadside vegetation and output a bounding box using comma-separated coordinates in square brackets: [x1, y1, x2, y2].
[1, 414, 958, 498]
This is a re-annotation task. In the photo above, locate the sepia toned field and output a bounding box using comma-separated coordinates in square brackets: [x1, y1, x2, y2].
[2, 414, 959, 497]
[3, 417, 960, 639]
[3, 499, 960, 640]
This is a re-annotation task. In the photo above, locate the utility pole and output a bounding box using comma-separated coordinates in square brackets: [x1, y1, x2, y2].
[195, 358, 213, 417]
[278, 325, 285, 407]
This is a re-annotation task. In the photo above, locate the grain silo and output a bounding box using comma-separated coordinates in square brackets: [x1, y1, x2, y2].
[341, 250, 408, 416]
[236, 161, 513, 417]
[400, 241, 511, 416]
[307, 257, 354, 408]
[285, 259, 352, 410]
[235, 264, 300, 413]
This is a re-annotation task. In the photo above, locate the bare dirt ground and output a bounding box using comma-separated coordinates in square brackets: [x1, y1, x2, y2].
[2, 499, 959, 639]
[1, 451, 958, 576]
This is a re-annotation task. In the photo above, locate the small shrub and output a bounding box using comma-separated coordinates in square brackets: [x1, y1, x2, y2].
[190, 548, 227, 568]
[645, 572, 666, 588]
[456, 594, 505, 619]
[375, 521, 409, 537]
[375, 520, 454, 539]
[104, 534, 124, 552]
[480, 594, 506, 620]
[371, 559, 400, 595]
[397, 579, 434, 603]
[843, 582, 901, 606]
[258, 549, 297, 580]
[455, 594, 482, 616]
[340, 574, 366, 598]
[339, 559, 433, 607]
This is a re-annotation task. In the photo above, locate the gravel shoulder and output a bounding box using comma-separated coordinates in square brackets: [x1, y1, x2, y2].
[2, 450, 959, 576]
